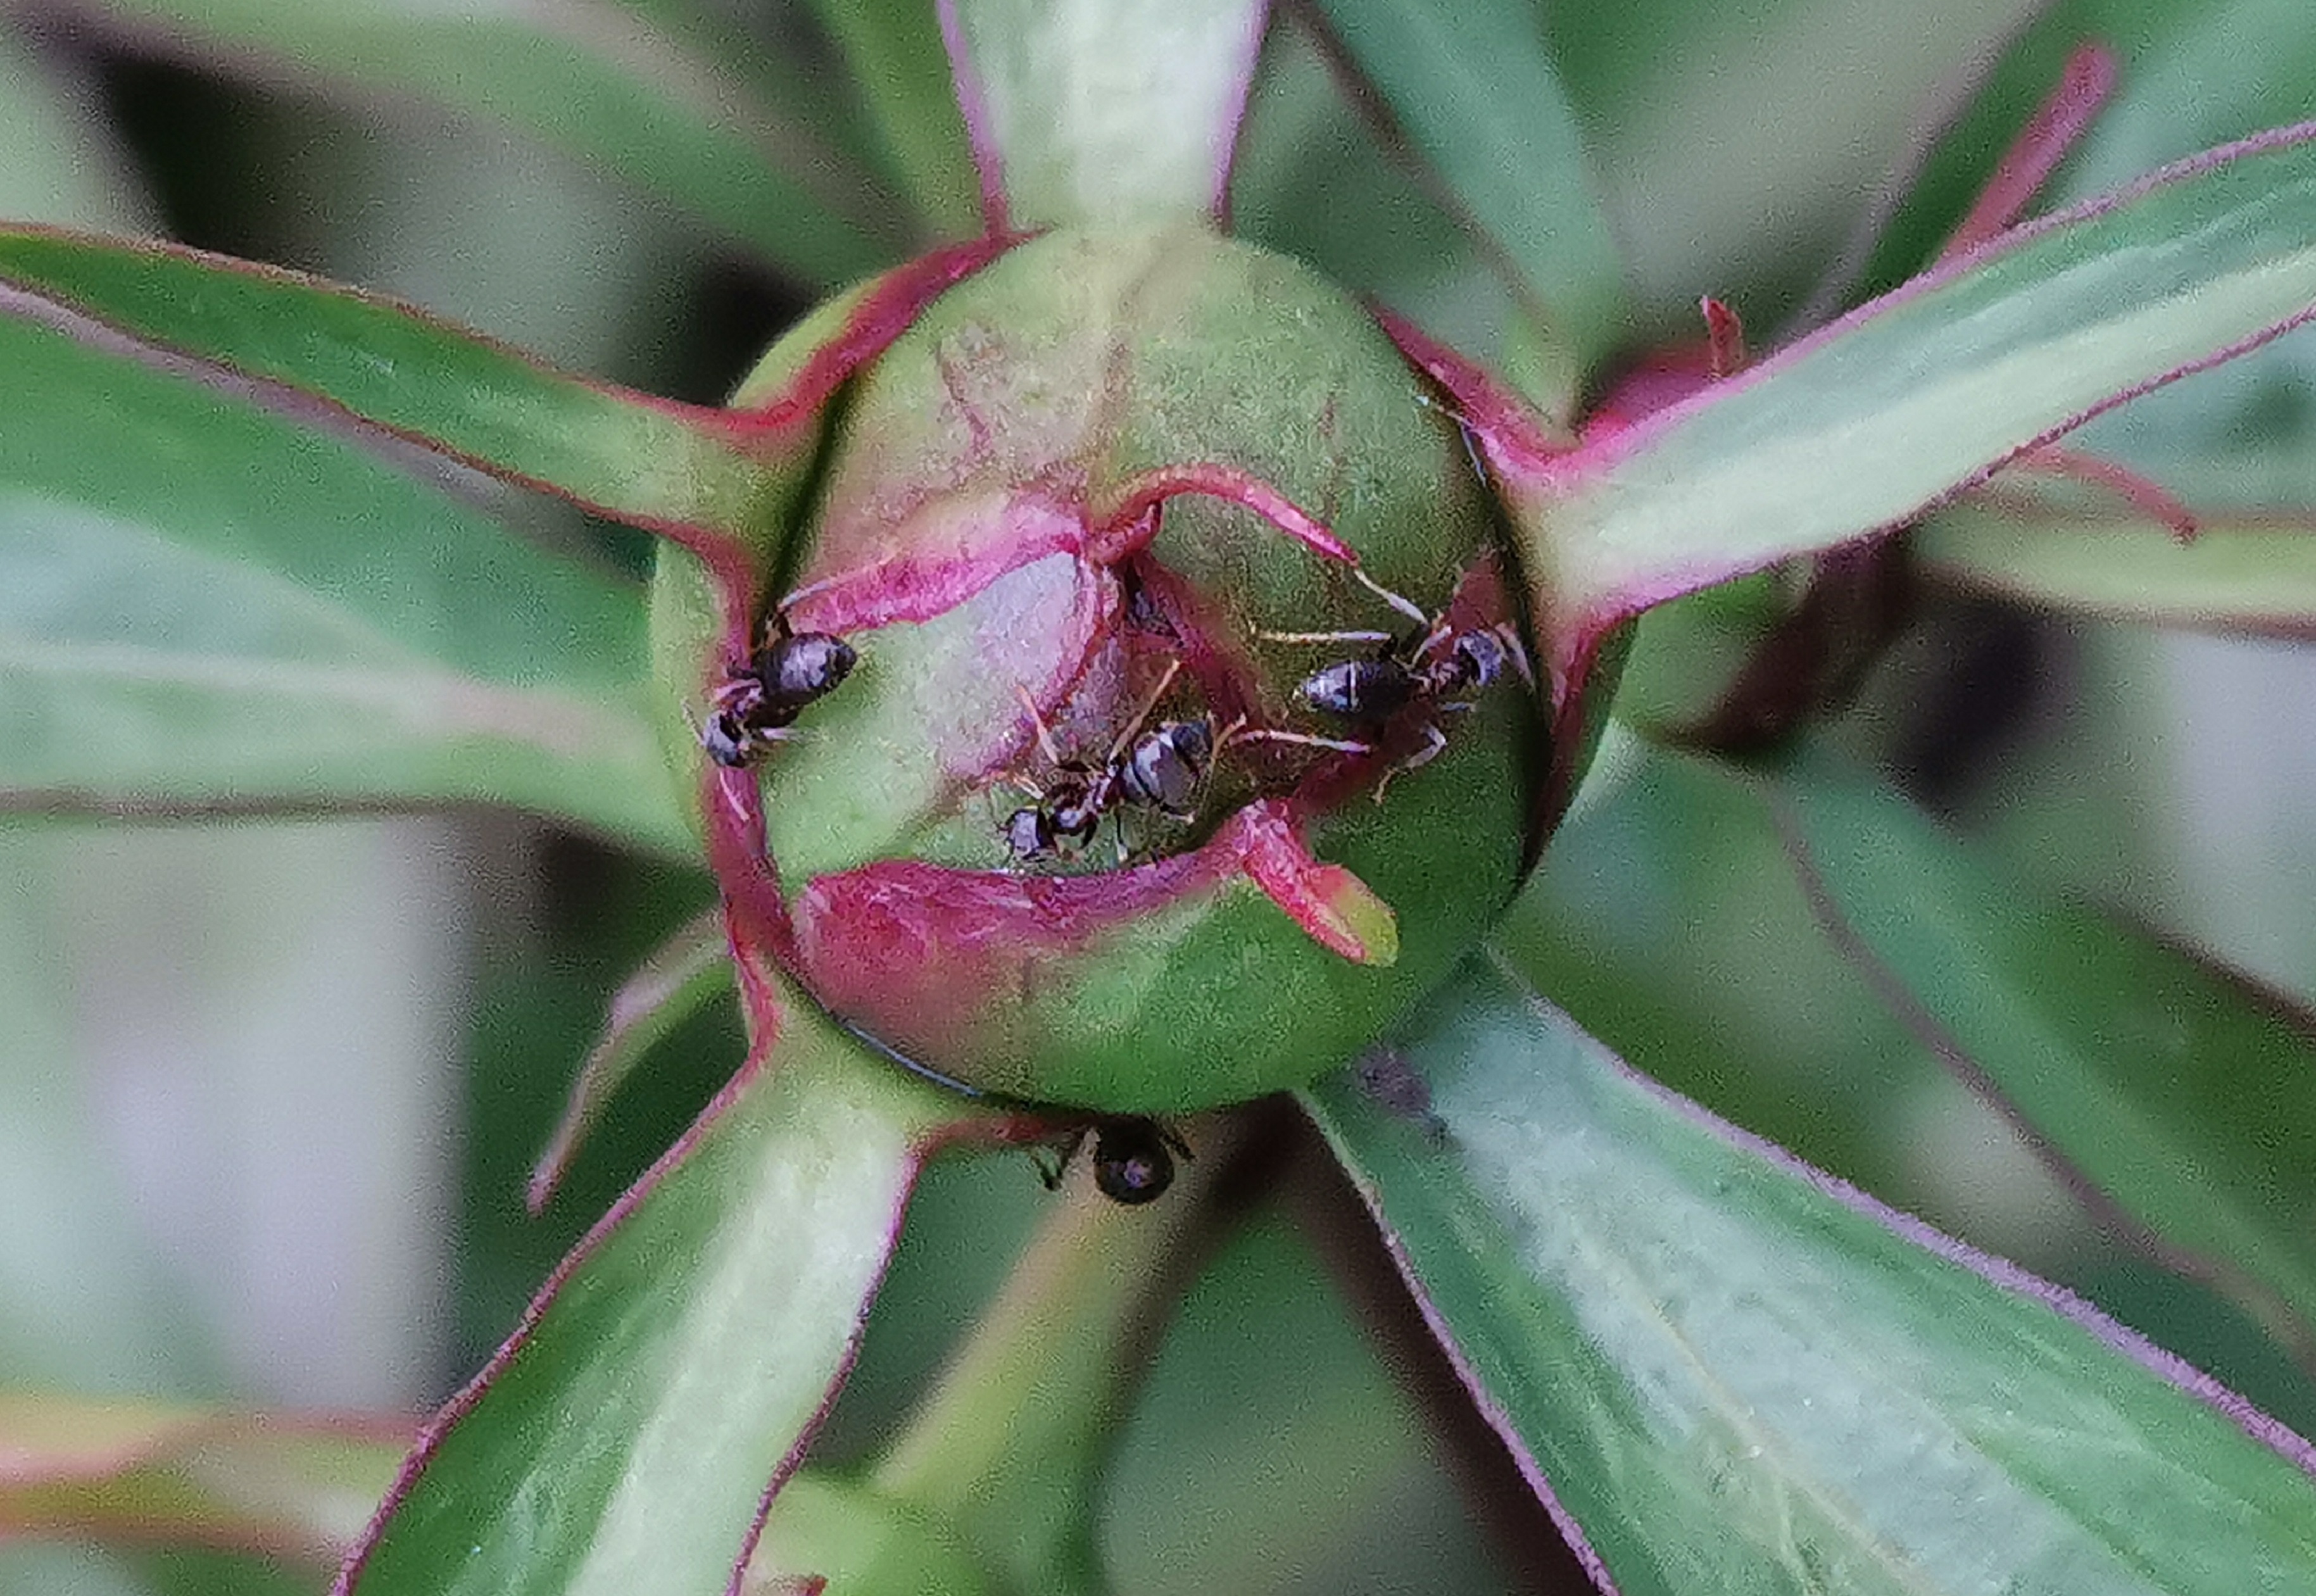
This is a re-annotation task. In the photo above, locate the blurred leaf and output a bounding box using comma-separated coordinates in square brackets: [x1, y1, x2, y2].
[943, 0, 1267, 228]
[0, 20, 149, 232]
[1918, 490, 2316, 634]
[1307, 957, 2316, 1595]
[1101, 1213, 1512, 1595]
[800, 0, 982, 239]
[339, 989, 974, 1596]
[0, 227, 787, 540]
[0, 313, 687, 851]
[1546, 0, 2037, 317]
[1490, 733, 1929, 1219]
[1782, 755, 2316, 1367]
[527, 907, 736, 1212]
[1512, 121, 2316, 646]
[56, 0, 903, 286]
[0, 1393, 403, 1565]
[1304, 0, 1626, 416]
[1228, 22, 1509, 355]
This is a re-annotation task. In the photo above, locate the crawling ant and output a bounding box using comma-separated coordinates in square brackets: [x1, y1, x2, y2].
[1000, 662, 1218, 862]
[700, 617, 857, 769]
[1038, 1117, 1188, 1205]
[1263, 568, 1528, 781]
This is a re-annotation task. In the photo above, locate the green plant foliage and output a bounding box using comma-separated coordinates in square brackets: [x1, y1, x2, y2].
[1920, 491, 2316, 630]
[0, 313, 685, 850]
[1783, 753, 2316, 1369]
[1309, 957, 2316, 1595]
[1308, 0, 1627, 410]
[57, 0, 905, 284]
[346, 993, 972, 1596]
[942, 0, 1267, 226]
[0, 229, 787, 541]
[1516, 123, 2316, 632]
[11, 2, 2316, 1593]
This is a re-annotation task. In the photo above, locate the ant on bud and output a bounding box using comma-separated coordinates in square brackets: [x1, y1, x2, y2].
[1261, 567, 1530, 784]
[1037, 1117, 1189, 1205]
[699, 615, 857, 769]
[1000, 661, 1219, 862]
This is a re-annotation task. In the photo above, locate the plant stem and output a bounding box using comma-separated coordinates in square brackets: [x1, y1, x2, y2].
[870, 1114, 1253, 1592]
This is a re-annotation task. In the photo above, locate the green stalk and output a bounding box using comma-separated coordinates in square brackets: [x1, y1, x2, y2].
[870, 1117, 1249, 1593]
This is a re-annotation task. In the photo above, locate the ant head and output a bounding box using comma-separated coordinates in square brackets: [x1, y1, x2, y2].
[1091, 1120, 1176, 1204]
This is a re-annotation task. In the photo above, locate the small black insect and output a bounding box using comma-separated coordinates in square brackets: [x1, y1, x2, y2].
[1266, 569, 1528, 782]
[1001, 662, 1218, 862]
[1040, 1117, 1188, 1205]
[701, 620, 857, 769]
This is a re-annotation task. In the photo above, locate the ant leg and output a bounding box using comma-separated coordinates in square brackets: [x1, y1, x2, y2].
[1257, 627, 1397, 646]
[1371, 724, 1448, 805]
[1226, 726, 1375, 757]
[1034, 1129, 1089, 1191]
[1492, 622, 1537, 688]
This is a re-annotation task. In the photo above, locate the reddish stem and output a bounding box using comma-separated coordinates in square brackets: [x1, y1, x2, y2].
[2006, 445, 2200, 542]
[1941, 42, 2118, 260]
[1702, 296, 1747, 379]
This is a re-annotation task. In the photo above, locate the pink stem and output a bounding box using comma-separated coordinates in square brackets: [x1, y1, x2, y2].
[1941, 41, 2118, 259]
[2004, 444, 2200, 542]
[1702, 296, 1747, 379]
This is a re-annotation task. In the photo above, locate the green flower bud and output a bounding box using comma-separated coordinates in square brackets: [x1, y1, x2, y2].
[653, 224, 1548, 1113]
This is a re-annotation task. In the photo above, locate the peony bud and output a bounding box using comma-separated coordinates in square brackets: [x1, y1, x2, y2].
[654, 223, 1549, 1114]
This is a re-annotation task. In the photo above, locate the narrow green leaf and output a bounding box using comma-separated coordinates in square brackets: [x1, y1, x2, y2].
[0, 226, 786, 541]
[340, 993, 972, 1596]
[65, 0, 903, 284]
[1305, 0, 1626, 414]
[802, 0, 984, 239]
[943, 0, 1268, 228]
[0, 1393, 403, 1564]
[1307, 957, 2316, 1595]
[0, 314, 689, 852]
[1918, 491, 2316, 634]
[529, 908, 737, 1211]
[1783, 757, 2316, 1367]
[1514, 122, 2316, 643]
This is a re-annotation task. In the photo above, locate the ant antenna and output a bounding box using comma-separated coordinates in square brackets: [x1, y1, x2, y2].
[1014, 684, 1067, 767]
[1104, 658, 1184, 763]
[1223, 720, 1375, 757]
[1352, 566, 1430, 629]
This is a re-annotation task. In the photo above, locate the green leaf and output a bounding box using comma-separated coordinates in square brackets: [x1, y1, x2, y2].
[1304, 0, 1627, 416]
[1782, 755, 2316, 1367]
[0, 227, 787, 541]
[340, 991, 972, 1596]
[0, 1393, 403, 1564]
[801, 0, 983, 239]
[1511, 122, 2316, 651]
[1306, 957, 2316, 1595]
[942, 0, 1268, 228]
[1918, 489, 2316, 634]
[63, 0, 903, 286]
[0, 313, 688, 851]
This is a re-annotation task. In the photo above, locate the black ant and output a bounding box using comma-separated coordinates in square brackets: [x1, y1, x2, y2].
[700, 617, 857, 769]
[1263, 568, 1528, 781]
[1038, 1117, 1188, 1205]
[1000, 661, 1218, 862]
